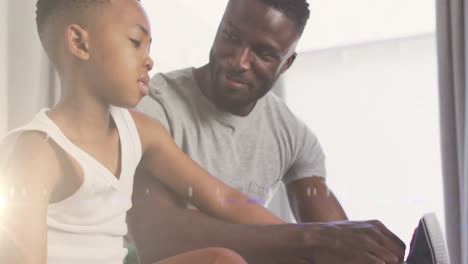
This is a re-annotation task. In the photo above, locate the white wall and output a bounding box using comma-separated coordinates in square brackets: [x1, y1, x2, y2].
[0, 0, 7, 137]
[302, 0, 435, 51]
[142, 1, 223, 76]
[7, 0, 55, 130]
[285, 34, 444, 245]
[142, 0, 435, 54]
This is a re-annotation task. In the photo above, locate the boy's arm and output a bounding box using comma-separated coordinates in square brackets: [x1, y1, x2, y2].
[128, 171, 306, 264]
[0, 133, 61, 264]
[130, 111, 405, 264]
[128, 169, 406, 264]
[131, 110, 284, 225]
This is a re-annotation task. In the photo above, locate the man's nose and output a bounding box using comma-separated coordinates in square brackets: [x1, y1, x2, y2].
[230, 47, 251, 72]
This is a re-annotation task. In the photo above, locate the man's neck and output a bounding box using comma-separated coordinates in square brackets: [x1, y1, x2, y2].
[193, 65, 213, 102]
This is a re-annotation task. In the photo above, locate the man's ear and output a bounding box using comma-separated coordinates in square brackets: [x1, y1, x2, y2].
[280, 52, 297, 74]
[66, 24, 90, 60]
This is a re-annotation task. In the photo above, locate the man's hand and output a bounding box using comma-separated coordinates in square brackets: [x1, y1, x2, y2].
[302, 220, 406, 264]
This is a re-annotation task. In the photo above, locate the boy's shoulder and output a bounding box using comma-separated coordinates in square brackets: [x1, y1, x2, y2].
[128, 109, 171, 151]
[1, 131, 63, 187]
[2, 131, 53, 161]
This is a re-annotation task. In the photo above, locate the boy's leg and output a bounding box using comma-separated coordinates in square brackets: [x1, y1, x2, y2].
[154, 247, 246, 264]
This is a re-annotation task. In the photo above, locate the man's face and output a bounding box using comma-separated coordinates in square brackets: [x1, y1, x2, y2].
[208, 0, 300, 115]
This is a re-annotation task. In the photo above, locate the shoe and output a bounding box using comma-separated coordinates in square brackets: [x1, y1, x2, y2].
[405, 213, 451, 264]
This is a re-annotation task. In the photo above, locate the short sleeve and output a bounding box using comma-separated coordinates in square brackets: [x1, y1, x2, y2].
[135, 75, 172, 134]
[282, 120, 327, 184]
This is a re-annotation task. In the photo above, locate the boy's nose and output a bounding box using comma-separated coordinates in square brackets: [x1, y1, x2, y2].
[145, 56, 154, 72]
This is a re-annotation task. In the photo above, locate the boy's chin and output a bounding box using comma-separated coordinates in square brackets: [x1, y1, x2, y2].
[112, 96, 144, 109]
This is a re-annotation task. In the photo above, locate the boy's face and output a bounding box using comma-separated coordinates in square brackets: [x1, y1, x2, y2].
[208, 0, 299, 114]
[85, 0, 153, 108]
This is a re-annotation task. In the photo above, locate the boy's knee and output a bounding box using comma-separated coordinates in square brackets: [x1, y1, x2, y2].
[209, 247, 246, 264]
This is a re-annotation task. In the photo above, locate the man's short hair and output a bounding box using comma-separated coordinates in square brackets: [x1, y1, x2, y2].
[260, 0, 310, 35]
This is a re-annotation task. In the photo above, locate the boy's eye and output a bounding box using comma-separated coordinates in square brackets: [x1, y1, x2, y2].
[129, 38, 141, 48]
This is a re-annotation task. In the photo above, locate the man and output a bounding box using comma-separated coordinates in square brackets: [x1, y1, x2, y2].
[128, 0, 405, 263]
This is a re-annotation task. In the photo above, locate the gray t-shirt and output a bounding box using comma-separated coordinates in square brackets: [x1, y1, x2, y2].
[137, 68, 326, 205]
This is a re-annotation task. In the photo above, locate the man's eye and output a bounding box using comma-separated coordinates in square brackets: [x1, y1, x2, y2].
[129, 39, 141, 48]
[222, 30, 239, 42]
[254, 49, 276, 62]
[260, 52, 274, 61]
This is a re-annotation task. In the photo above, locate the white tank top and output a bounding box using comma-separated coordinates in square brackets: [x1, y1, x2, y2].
[5, 106, 142, 264]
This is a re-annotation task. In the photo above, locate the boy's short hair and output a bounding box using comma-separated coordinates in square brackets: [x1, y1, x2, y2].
[35, 0, 109, 60]
[36, 0, 109, 36]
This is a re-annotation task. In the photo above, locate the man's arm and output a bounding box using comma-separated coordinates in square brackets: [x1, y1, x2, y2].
[128, 168, 300, 264]
[128, 169, 406, 264]
[133, 110, 285, 225]
[286, 176, 347, 223]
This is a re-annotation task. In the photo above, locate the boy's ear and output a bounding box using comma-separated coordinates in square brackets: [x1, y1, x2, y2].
[66, 24, 90, 60]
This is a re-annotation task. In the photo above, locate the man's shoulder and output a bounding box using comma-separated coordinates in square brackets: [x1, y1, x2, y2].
[261, 92, 299, 124]
[258, 92, 318, 139]
[263, 92, 288, 108]
[136, 67, 201, 130]
[147, 67, 195, 97]
[139, 68, 195, 109]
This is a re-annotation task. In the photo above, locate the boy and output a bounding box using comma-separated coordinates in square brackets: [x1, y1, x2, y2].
[0, 0, 285, 263]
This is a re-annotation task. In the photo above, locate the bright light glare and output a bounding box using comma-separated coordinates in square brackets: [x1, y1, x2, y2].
[0, 185, 6, 218]
[0, 199, 5, 220]
[0, 197, 5, 208]
[0, 193, 6, 208]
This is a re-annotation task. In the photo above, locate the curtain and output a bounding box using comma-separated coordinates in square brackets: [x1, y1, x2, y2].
[6, 0, 59, 132]
[436, 0, 468, 263]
